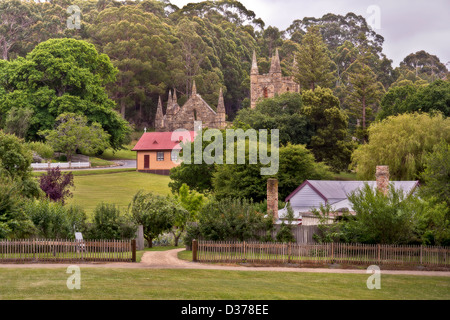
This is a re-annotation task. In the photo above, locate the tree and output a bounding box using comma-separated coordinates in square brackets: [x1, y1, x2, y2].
[3, 107, 33, 139]
[377, 83, 418, 120]
[40, 113, 110, 163]
[344, 59, 385, 142]
[420, 141, 450, 207]
[213, 143, 332, 202]
[87, 202, 136, 240]
[0, 0, 39, 60]
[377, 80, 450, 120]
[287, 12, 395, 89]
[233, 93, 312, 146]
[301, 87, 355, 172]
[351, 113, 450, 180]
[344, 183, 422, 244]
[0, 174, 35, 238]
[415, 198, 450, 246]
[86, 5, 174, 122]
[184, 197, 273, 245]
[39, 167, 74, 205]
[129, 191, 185, 248]
[169, 132, 218, 194]
[0, 38, 131, 149]
[172, 184, 204, 246]
[276, 203, 296, 243]
[294, 26, 336, 91]
[399, 50, 449, 82]
[25, 199, 87, 239]
[0, 130, 40, 198]
[27, 141, 54, 162]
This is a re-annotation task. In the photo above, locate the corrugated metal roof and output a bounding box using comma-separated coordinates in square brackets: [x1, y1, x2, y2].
[306, 180, 418, 200]
[280, 180, 419, 218]
[132, 131, 196, 151]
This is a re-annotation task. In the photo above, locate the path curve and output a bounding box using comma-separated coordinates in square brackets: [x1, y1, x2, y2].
[2, 249, 450, 277]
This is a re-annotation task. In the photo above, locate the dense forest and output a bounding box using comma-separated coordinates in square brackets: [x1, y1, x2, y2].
[1, 0, 448, 132]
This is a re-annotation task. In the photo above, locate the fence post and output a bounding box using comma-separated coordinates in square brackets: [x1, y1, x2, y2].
[377, 244, 381, 263]
[192, 239, 198, 262]
[288, 242, 292, 263]
[420, 245, 423, 265]
[331, 242, 334, 263]
[131, 239, 136, 262]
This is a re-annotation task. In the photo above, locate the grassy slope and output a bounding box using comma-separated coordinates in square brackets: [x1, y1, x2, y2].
[67, 171, 171, 216]
[0, 267, 448, 300]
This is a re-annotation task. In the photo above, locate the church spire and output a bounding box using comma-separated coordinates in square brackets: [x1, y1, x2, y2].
[172, 89, 180, 114]
[216, 87, 226, 128]
[166, 90, 174, 115]
[191, 80, 197, 96]
[251, 50, 259, 75]
[155, 96, 164, 130]
[173, 89, 178, 104]
[269, 48, 281, 74]
[217, 87, 225, 113]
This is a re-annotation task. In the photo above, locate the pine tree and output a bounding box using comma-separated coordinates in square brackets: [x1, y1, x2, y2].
[294, 26, 336, 91]
[344, 59, 384, 142]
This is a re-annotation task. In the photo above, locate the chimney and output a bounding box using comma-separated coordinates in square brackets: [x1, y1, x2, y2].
[267, 178, 279, 221]
[375, 166, 389, 196]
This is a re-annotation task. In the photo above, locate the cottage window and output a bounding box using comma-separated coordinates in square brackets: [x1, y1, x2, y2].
[157, 152, 164, 161]
[171, 152, 178, 162]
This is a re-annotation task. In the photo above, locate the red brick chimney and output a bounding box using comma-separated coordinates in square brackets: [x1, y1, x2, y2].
[375, 166, 389, 196]
[267, 178, 279, 221]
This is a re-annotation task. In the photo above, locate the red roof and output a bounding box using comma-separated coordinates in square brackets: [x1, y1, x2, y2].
[132, 131, 196, 151]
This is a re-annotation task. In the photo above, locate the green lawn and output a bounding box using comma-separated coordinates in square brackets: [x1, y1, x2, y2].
[67, 171, 171, 216]
[0, 267, 448, 300]
[32, 168, 136, 177]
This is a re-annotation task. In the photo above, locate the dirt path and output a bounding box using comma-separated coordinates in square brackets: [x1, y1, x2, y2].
[1, 248, 450, 276]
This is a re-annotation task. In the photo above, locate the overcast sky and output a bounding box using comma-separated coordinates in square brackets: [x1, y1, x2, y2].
[169, 0, 450, 67]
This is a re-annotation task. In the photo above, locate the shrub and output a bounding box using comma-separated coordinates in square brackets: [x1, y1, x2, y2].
[27, 141, 54, 160]
[276, 203, 296, 243]
[0, 175, 35, 239]
[25, 199, 87, 239]
[184, 198, 274, 246]
[87, 202, 136, 240]
[129, 191, 184, 247]
[39, 167, 74, 205]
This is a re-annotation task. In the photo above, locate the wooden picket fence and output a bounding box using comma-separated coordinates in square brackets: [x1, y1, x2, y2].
[193, 240, 449, 267]
[0, 239, 136, 263]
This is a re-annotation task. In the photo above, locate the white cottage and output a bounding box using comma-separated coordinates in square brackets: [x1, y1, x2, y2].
[278, 166, 419, 225]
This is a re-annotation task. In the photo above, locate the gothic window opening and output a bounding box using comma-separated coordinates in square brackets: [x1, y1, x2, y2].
[194, 109, 197, 121]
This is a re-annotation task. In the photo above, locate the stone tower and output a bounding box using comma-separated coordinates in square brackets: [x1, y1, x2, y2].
[215, 87, 226, 128]
[250, 49, 300, 108]
[155, 96, 164, 130]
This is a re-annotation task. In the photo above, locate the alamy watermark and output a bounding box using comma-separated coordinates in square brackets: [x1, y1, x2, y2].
[66, 265, 81, 290]
[366, 5, 381, 30]
[67, 5, 81, 30]
[366, 265, 381, 290]
[170, 121, 279, 175]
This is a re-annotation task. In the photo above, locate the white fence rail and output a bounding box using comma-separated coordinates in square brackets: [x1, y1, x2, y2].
[31, 162, 90, 170]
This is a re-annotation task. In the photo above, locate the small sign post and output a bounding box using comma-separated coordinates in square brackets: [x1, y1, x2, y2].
[75, 232, 83, 255]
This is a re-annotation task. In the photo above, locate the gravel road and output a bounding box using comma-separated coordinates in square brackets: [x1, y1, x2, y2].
[1, 248, 449, 277]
